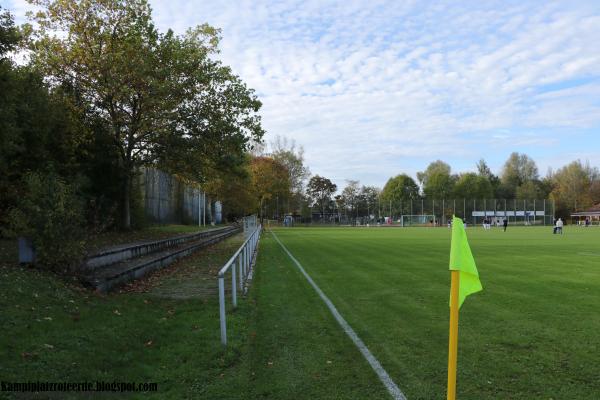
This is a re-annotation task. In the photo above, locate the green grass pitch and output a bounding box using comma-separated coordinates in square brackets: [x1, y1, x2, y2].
[267, 226, 600, 399]
[1, 226, 598, 399]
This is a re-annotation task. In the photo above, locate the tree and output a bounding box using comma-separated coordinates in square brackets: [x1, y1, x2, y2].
[271, 136, 310, 193]
[249, 157, 290, 220]
[0, 6, 20, 58]
[515, 181, 542, 200]
[453, 173, 494, 199]
[270, 135, 310, 214]
[28, 0, 263, 229]
[590, 180, 600, 205]
[500, 152, 539, 198]
[341, 180, 360, 221]
[550, 160, 598, 215]
[476, 159, 500, 193]
[380, 174, 419, 215]
[306, 175, 337, 219]
[417, 160, 451, 187]
[417, 160, 455, 199]
[359, 185, 380, 220]
[158, 57, 264, 186]
[203, 156, 255, 220]
[1, 7, 91, 229]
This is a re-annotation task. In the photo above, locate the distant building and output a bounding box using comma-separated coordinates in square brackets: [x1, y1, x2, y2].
[571, 203, 600, 225]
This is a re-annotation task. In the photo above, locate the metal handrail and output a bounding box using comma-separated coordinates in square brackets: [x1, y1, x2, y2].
[218, 224, 262, 345]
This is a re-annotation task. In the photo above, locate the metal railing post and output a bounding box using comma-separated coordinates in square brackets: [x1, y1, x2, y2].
[219, 276, 226, 345]
[217, 224, 261, 346]
[238, 253, 243, 290]
[244, 246, 248, 276]
[232, 262, 237, 308]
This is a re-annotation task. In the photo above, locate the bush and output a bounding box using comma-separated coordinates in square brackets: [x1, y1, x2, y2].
[7, 171, 87, 272]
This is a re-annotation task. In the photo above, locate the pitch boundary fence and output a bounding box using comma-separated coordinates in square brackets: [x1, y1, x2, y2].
[217, 224, 262, 345]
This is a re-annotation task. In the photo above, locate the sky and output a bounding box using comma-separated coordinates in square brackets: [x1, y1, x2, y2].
[3, 0, 600, 188]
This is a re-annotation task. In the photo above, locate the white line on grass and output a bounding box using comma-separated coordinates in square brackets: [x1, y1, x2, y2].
[271, 230, 407, 400]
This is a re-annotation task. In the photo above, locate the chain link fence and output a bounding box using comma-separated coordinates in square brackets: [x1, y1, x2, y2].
[297, 198, 555, 227]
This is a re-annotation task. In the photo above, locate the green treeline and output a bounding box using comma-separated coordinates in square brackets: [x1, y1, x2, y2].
[0, 2, 264, 267]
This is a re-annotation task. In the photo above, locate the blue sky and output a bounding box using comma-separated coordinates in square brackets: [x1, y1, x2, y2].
[4, 0, 600, 188]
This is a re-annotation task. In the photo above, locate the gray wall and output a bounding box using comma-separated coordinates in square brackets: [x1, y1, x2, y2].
[138, 167, 221, 225]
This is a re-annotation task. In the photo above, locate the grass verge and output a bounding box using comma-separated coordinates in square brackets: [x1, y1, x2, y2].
[1, 229, 394, 399]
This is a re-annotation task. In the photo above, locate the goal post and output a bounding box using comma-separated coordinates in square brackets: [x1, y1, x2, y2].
[400, 215, 436, 227]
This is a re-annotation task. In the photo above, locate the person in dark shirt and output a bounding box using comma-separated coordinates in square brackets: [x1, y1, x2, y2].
[503, 218, 508, 232]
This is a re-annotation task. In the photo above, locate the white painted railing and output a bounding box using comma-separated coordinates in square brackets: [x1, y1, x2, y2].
[217, 224, 262, 345]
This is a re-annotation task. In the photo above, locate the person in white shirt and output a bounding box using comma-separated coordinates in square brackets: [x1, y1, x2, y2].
[556, 218, 564, 234]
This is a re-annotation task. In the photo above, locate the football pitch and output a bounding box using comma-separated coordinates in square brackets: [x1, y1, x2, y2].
[260, 226, 599, 399]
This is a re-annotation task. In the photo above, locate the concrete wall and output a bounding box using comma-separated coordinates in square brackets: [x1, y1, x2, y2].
[138, 167, 220, 225]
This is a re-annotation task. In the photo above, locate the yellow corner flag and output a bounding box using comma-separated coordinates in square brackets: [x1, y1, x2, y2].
[447, 215, 482, 400]
[449, 216, 483, 308]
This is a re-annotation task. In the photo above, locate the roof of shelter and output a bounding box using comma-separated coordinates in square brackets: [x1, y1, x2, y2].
[571, 203, 600, 216]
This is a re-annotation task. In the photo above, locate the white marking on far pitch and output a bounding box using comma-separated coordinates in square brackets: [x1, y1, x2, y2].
[271, 231, 407, 400]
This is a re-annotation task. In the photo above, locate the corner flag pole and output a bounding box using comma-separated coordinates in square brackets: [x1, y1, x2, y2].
[447, 270, 460, 400]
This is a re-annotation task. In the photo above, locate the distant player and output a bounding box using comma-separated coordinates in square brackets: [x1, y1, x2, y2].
[503, 218, 508, 232]
[556, 218, 564, 234]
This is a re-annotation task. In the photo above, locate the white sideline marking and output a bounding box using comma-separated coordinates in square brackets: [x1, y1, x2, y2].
[271, 231, 407, 400]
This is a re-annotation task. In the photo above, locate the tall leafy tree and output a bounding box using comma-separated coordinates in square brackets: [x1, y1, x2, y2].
[249, 156, 290, 220]
[476, 159, 500, 193]
[453, 173, 494, 199]
[270, 136, 310, 193]
[0, 6, 19, 57]
[418, 161, 455, 199]
[306, 175, 337, 218]
[27, 0, 262, 228]
[550, 160, 599, 215]
[159, 51, 264, 185]
[29, 0, 173, 228]
[380, 174, 419, 214]
[359, 185, 380, 218]
[1, 7, 89, 228]
[270, 135, 310, 214]
[499, 152, 539, 198]
[341, 180, 360, 220]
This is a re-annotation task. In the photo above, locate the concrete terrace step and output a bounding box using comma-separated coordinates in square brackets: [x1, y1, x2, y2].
[82, 226, 241, 292]
[84, 226, 238, 271]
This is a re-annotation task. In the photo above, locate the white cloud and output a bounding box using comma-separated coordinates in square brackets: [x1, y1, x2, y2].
[4, 0, 600, 188]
